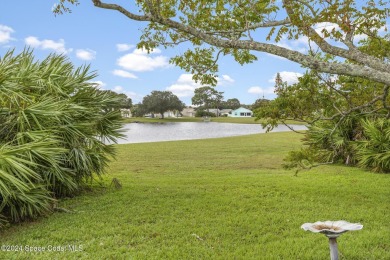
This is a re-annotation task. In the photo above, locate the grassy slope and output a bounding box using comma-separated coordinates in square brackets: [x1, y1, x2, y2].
[1, 132, 389, 259]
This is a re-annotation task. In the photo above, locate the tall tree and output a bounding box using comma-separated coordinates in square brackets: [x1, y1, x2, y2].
[99, 90, 132, 111]
[225, 98, 241, 110]
[142, 91, 185, 119]
[56, 0, 390, 87]
[192, 86, 224, 113]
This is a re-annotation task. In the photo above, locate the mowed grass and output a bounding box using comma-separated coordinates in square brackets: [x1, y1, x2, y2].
[1, 132, 389, 259]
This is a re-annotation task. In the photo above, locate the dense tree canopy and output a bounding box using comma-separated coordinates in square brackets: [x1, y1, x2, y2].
[56, 0, 390, 86]
[99, 90, 132, 111]
[142, 91, 185, 118]
[192, 86, 224, 112]
[224, 98, 241, 110]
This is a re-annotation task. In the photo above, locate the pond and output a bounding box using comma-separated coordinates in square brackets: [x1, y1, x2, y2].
[116, 122, 307, 144]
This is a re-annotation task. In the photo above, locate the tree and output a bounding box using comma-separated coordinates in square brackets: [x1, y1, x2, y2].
[142, 91, 185, 119]
[256, 36, 390, 132]
[117, 93, 132, 109]
[99, 90, 132, 111]
[0, 49, 124, 226]
[225, 98, 241, 110]
[251, 98, 271, 111]
[254, 53, 390, 172]
[192, 86, 224, 114]
[56, 0, 390, 87]
[131, 102, 147, 117]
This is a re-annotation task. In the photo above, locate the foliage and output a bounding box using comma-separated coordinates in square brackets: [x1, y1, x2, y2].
[221, 98, 241, 110]
[0, 49, 124, 226]
[130, 103, 148, 117]
[1, 133, 389, 259]
[354, 118, 390, 173]
[195, 110, 217, 118]
[259, 69, 389, 172]
[99, 90, 132, 110]
[142, 91, 185, 119]
[56, 0, 390, 86]
[254, 33, 389, 173]
[192, 86, 223, 112]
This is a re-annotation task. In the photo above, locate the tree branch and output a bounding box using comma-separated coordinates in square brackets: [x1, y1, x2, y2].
[282, 0, 390, 74]
[91, 0, 390, 86]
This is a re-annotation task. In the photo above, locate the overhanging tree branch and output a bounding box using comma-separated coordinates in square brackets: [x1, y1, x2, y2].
[90, 0, 390, 86]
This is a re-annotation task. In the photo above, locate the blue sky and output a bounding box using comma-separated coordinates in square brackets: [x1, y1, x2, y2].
[0, 1, 379, 105]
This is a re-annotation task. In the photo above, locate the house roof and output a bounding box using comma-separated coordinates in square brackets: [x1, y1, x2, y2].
[220, 109, 232, 113]
[231, 107, 253, 113]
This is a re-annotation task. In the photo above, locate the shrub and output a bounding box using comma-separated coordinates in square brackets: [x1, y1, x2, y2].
[195, 110, 216, 117]
[354, 119, 390, 173]
[0, 49, 124, 226]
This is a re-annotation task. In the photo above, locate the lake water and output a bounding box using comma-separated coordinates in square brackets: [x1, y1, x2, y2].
[117, 122, 307, 144]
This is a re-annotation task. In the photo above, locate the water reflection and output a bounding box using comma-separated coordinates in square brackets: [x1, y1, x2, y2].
[116, 122, 307, 144]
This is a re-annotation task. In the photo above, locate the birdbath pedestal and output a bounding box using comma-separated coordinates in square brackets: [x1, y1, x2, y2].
[301, 220, 363, 260]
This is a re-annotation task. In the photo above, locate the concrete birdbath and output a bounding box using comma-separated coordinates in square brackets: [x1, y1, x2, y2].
[301, 220, 363, 260]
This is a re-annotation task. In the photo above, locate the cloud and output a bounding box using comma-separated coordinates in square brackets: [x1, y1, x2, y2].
[76, 49, 96, 60]
[89, 80, 106, 89]
[117, 48, 169, 72]
[116, 43, 135, 52]
[112, 69, 138, 79]
[25, 36, 70, 54]
[166, 74, 201, 97]
[217, 74, 235, 86]
[113, 86, 123, 92]
[248, 86, 275, 95]
[314, 22, 341, 37]
[0, 24, 14, 44]
[166, 73, 232, 97]
[124, 91, 143, 103]
[267, 35, 309, 60]
[110, 86, 143, 102]
[268, 71, 303, 85]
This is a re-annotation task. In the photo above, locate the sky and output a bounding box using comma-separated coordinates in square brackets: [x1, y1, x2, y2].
[0, 1, 382, 106]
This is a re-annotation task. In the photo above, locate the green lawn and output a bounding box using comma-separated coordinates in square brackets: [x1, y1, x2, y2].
[1, 132, 389, 259]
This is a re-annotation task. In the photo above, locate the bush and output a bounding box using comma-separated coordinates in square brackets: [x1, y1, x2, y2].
[195, 110, 217, 117]
[283, 115, 389, 174]
[354, 119, 390, 173]
[0, 49, 124, 226]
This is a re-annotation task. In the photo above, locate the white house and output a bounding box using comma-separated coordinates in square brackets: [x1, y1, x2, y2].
[229, 107, 253, 117]
[120, 108, 132, 118]
[220, 109, 232, 117]
[181, 107, 196, 117]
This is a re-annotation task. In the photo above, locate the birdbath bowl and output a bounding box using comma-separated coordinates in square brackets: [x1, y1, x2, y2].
[301, 220, 363, 260]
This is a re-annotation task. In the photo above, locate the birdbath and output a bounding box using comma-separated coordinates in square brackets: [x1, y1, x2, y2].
[301, 220, 363, 260]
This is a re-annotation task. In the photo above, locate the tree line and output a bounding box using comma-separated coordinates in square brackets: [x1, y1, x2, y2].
[132, 87, 246, 118]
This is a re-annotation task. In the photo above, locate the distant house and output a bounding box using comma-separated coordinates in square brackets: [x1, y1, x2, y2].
[161, 111, 180, 118]
[229, 107, 253, 117]
[207, 109, 220, 116]
[182, 107, 196, 117]
[220, 109, 232, 117]
[120, 108, 132, 118]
